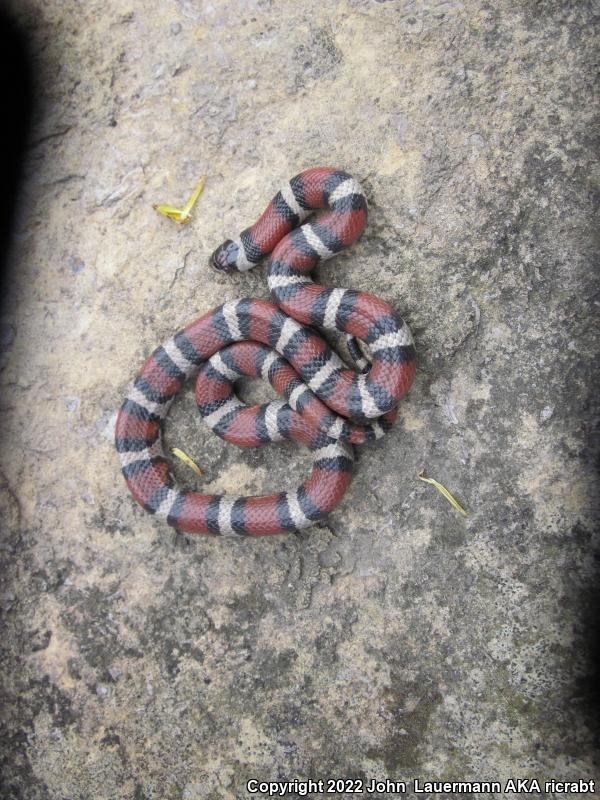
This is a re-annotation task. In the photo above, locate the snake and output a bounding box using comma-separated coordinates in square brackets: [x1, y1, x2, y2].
[115, 167, 416, 536]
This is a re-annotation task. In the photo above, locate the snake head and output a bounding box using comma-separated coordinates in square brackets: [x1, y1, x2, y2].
[210, 239, 239, 274]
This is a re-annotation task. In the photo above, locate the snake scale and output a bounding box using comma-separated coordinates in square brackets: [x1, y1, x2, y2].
[115, 168, 416, 536]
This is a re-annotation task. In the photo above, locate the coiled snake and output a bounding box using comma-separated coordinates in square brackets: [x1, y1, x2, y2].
[115, 168, 416, 536]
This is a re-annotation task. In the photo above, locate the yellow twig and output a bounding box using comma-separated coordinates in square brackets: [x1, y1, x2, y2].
[172, 447, 203, 477]
[418, 469, 468, 517]
[154, 175, 206, 225]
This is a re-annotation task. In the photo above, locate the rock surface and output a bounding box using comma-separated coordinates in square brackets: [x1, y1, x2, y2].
[0, 1, 598, 798]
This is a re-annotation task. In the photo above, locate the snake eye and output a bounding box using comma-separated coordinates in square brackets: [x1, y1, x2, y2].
[210, 239, 239, 273]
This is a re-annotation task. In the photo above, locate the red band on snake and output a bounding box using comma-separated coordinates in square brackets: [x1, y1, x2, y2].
[115, 167, 416, 536]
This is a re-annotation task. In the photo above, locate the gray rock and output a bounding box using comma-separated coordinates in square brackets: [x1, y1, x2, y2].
[1, 0, 597, 797]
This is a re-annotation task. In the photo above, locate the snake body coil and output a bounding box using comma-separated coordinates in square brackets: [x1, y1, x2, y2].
[115, 168, 416, 536]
